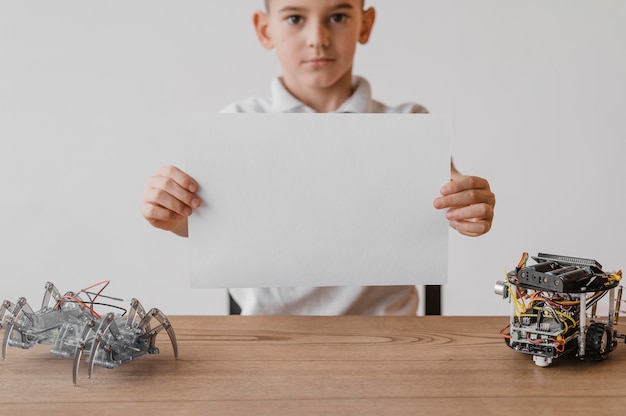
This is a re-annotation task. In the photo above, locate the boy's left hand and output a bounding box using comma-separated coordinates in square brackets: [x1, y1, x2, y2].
[433, 169, 495, 237]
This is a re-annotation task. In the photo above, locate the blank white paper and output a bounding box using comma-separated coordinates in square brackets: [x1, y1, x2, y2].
[186, 113, 449, 288]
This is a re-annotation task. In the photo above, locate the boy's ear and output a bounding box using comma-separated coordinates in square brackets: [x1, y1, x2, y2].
[253, 10, 274, 49]
[359, 7, 376, 44]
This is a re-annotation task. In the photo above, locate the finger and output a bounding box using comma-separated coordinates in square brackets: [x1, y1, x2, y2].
[157, 165, 198, 193]
[445, 203, 494, 223]
[434, 188, 495, 210]
[143, 186, 194, 218]
[151, 172, 201, 208]
[449, 219, 492, 237]
[141, 203, 185, 231]
[441, 175, 490, 195]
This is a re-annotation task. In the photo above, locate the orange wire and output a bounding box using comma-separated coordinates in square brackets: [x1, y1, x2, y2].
[500, 324, 512, 339]
[554, 339, 565, 353]
[54, 280, 111, 319]
[80, 280, 110, 303]
[516, 252, 529, 269]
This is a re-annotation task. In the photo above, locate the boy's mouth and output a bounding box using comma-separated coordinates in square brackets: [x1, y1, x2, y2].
[303, 57, 336, 67]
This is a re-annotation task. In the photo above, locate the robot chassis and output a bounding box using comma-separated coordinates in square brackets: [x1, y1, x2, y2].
[0, 281, 178, 385]
[495, 252, 624, 367]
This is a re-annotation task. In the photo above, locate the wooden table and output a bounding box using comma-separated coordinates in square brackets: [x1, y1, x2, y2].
[1, 316, 625, 415]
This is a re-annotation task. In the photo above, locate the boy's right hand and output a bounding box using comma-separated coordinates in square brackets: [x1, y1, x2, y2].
[141, 165, 200, 237]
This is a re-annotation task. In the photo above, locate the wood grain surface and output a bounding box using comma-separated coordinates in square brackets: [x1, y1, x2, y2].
[1, 316, 625, 415]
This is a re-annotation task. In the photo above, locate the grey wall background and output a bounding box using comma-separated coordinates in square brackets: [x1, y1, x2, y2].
[1, 0, 625, 315]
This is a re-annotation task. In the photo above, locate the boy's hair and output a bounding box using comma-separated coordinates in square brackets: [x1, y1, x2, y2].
[264, 0, 365, 12]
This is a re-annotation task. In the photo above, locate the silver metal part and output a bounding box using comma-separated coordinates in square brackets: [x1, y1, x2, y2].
[578, 293, 586, 358]
[615, 286, 623, 325]
[494, 281, 508, 298]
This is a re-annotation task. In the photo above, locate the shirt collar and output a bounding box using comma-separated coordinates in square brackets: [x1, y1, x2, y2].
[271, 76, 374, 113]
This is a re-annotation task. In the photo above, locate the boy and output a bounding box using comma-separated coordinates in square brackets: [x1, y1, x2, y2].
[141, 0, 495, 315]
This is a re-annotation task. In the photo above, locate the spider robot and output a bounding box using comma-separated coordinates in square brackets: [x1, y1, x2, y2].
[495, 252, 624, 367]
[0, 281, 178, 385]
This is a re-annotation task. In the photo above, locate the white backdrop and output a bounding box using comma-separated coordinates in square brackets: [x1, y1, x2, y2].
[1, 1, 625, 315]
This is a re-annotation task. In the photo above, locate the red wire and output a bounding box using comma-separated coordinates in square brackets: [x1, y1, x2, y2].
[500, 324, 512, 339]
[60, 295, 102, 319]
[80, 280, 110, 304]
[55, 280, 111, 319]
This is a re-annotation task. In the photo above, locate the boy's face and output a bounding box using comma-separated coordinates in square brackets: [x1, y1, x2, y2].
[254, 0, 375, 93]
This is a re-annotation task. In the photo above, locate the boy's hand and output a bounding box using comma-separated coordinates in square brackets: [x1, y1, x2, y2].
[141, 165, 200, 237]
[433, 168, 495, 237]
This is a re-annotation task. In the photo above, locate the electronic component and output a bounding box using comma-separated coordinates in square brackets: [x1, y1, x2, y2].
[0, 281, 178, 384]
[508, 253, 618, 292]
[495, 252, 624, 367]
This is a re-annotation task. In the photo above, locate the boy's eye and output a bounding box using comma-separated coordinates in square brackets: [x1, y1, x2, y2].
[286, 15, 303, 25]
[329, 13, 348, 24]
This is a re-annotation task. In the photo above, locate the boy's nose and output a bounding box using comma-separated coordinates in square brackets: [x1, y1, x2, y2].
[307, 23, 330, 49]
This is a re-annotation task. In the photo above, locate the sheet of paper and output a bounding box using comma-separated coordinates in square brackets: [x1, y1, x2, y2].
[186, 113, 449, 288]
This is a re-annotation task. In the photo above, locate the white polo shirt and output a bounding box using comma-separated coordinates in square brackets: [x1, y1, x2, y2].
[221, 75, 426, 114]
[222, 76, 427, 315]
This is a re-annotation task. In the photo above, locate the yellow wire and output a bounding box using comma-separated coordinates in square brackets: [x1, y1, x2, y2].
[552, 311, 572, 332]
[505, 269, 525, 318]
